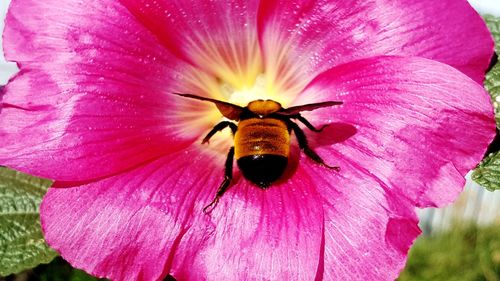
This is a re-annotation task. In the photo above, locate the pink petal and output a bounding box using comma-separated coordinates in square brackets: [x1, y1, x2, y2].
[289, 56, 494, 279]
[303, 161, 420, 280]
[258, 0, 493, 90]
[41, 146, 325, 281]
[1, 0, 217, 180]
[295, 55, 495, 209]
[170, 158, 324, 281]
[41, 148, 223, 281]
[119, 0, 262, 88]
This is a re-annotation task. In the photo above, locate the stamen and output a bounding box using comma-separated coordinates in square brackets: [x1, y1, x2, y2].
[222, 74, 293, 107]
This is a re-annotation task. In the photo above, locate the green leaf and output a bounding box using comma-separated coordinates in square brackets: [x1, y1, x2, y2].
[472, 152, 500, 191]
[484, 15, 500, 126]
[473, 16, 500, 190]
[484, 62, 500, 125]
[0, 167, 57, 276]
[484, 15, 500, 52]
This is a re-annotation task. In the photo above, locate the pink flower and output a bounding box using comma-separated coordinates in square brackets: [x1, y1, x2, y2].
[0, 0, 495, 280]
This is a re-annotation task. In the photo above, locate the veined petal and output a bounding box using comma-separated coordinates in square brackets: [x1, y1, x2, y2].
[170, 160, 324, 281]
[41, 147, 325, 281]
[289, 56, 494, 279]
[119, 0, 263, 91]
[303, 161, 420, 280]
[295, 56, 495, 208]
[41, 148, 224, 281]
[1, 0, 221, 181]
[258, 0, 493, 95]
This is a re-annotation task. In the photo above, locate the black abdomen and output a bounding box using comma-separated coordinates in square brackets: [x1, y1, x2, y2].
[237, 154, 288, 188]
[234, 118, 290, 187]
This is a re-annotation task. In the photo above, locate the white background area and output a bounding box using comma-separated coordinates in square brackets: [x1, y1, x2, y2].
[469, 0, 500, 15]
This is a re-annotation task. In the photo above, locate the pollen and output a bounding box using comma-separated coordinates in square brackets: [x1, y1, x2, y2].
[222, 74, 293, 107]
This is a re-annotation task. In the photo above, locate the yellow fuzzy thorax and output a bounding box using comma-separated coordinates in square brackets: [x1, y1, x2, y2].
[247, 100, 282, 116]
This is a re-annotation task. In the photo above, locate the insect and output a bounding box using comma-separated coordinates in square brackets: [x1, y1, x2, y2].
[176, 93, 343, 212]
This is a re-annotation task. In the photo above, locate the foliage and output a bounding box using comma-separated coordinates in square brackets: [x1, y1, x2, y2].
[0, 168, 57, 276]
[472, 15, 500, 191]
[399, 224, 500, 281]
[484, 15, 500, 53]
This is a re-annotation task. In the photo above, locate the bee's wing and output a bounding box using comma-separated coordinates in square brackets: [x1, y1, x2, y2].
[279, 101, 343, 115]
[175, 93, 244, 120]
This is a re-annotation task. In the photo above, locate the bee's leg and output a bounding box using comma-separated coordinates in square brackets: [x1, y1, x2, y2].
[289, 121, 340, 171]
[294, 114, 328, 132]
[203, 147, 235, 213]
[202, 121, 237, 144]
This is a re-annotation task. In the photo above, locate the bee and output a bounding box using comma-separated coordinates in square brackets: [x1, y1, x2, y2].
[176, 93, 342, 212]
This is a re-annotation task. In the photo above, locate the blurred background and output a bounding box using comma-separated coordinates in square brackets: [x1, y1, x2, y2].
[0, 0, 499, 280]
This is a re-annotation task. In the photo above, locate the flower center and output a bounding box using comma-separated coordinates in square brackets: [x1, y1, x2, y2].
[175, 40, 301, 153]
[221, 74, 294, 107]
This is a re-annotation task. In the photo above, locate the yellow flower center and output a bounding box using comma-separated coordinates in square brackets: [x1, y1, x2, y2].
[173, 32, 305, 156]
[222, 74, 293, 107]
